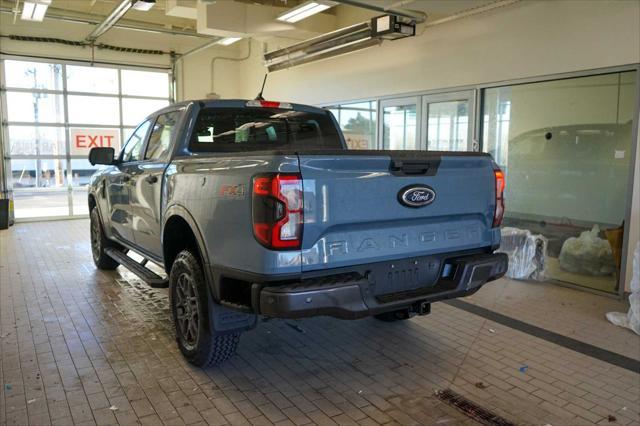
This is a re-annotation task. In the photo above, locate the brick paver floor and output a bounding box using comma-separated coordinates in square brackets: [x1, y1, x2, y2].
[1, 219, 639, 425]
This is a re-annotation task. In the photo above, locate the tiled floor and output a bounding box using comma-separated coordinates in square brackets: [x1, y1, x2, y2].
[1, 219, 639, 426]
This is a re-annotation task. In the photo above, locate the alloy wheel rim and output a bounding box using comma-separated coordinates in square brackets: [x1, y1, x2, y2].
[175, 272, 199, 350]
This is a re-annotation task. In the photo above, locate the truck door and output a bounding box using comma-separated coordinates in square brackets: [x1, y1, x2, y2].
[106, 119, 151, 242]
[130, 110, 183, 258]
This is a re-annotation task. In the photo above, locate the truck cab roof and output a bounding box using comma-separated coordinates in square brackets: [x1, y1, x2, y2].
[155, 99, 327, 116]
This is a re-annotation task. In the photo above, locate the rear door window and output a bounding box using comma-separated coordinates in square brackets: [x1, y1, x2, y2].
[190, 107, 343, 152]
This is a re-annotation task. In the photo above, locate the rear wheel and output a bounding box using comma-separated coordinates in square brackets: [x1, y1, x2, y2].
[90, 207, 120, 270]
[170, 249, 240, 367]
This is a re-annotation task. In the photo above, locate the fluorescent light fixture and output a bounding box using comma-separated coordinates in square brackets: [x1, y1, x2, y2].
[131, 0, 156, 11]
[277, 1, 336, 24]
[21, 0, 51, 22]
[218, 37, 242, 46]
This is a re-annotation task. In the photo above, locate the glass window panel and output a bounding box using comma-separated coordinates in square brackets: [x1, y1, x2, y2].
[329, 101, 377, 149]
[427, 100, 468, 151]
[123, 127, 136, 141]
[383, 104, 416, 150]
[4, 60, 63, 90]
[11, 158, 68, 188]
[121, 120, 152, 162]
[145, 111, 181, 160]
[482, 71, 637, 293]
[8, 126, 66, 156]
[121, 69, 169, 97]
[72, 187, 90, 216]
[6, 91, 64, 123]
[2, 59, 172, 219]
[68, 95, 120, 125]
[122, 98, 169, 126]
[13, 190, 69, 218]
[67, 65, 118, 94]
[70, 159, 102, 187]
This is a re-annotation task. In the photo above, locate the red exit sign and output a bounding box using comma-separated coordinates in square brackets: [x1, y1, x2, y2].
[70, 129, 120, 156]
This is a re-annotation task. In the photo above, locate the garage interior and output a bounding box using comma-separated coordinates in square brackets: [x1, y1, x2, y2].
[0, 0, 639, 425]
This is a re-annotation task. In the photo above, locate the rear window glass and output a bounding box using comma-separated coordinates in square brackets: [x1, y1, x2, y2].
[190, 107, 343, 152]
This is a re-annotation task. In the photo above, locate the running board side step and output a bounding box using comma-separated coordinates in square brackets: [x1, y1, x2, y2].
[105, 248, 169, 288]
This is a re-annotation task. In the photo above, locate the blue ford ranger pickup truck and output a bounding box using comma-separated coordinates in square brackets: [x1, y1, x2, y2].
[88, 99, 508, 367]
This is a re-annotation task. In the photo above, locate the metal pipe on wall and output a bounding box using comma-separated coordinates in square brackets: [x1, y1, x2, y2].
[210, 40, 252, 95]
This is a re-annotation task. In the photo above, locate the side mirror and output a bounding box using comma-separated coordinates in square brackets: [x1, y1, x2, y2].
[89, 147, 116, 165]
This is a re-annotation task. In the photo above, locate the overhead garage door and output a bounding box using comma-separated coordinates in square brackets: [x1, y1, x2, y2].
[0, 58, 171, 220]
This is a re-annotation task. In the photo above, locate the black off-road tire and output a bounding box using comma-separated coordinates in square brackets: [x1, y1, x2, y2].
[170, 249, 240, 367]
[374, 310, 411, 322]
[90, 207, 120, 270]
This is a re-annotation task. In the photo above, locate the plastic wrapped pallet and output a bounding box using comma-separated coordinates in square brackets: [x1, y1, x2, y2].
[606, 242, 640, 335]
[498, 227, 548, 281]
[558, 225, 616, 276]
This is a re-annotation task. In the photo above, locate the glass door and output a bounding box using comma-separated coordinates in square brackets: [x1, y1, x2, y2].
[422, 91, 475, 151]
[380, 97, 420, 150]
[482, 71, 637, 294]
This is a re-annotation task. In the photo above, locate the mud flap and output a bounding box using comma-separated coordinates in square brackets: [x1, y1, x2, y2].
[204, 263, 258, 334]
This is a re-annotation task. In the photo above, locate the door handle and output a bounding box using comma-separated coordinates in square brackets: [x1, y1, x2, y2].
[145, 175, 158, 184]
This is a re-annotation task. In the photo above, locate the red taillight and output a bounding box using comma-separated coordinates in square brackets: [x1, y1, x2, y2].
[252, 173, 303, 250]
[493, 169, 505, 227]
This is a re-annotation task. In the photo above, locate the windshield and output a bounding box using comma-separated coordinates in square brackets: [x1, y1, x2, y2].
[190, 107, 343, 152]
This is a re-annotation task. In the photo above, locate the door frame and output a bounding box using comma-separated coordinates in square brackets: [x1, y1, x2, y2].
[378, 96, 422, 150]
[421, 90, 476, 152]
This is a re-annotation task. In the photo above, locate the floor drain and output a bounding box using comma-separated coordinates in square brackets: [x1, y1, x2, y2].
[435, 389, 516, 426]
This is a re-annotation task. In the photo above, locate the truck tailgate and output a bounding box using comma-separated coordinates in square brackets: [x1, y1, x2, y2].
[298, 151, 500, 271]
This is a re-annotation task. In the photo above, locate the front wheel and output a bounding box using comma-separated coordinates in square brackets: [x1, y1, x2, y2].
[170, 249, 240, 367]
[90, 207, 120, 270]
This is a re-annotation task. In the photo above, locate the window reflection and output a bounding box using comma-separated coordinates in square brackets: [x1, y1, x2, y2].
[482, 71, 636, 293]
[327, 101, 377, 149]
[8, 126, 66, 156]
[427, 100, 468, 151]
[11, 158, 67, 188]
[383, 104, 416, 150]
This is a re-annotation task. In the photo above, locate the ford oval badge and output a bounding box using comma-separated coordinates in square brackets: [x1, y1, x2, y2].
[399, 185, 436, 208]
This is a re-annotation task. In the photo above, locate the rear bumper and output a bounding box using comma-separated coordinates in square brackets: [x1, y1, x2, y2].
[256, 252, 508, 320]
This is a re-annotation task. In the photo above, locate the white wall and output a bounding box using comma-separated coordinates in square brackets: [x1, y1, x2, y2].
[175, 40, 252, 101]
[233, 0, 640, 104]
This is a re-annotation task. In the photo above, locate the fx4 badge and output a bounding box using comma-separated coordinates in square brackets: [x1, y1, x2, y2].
[398, 185, 436, 208]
